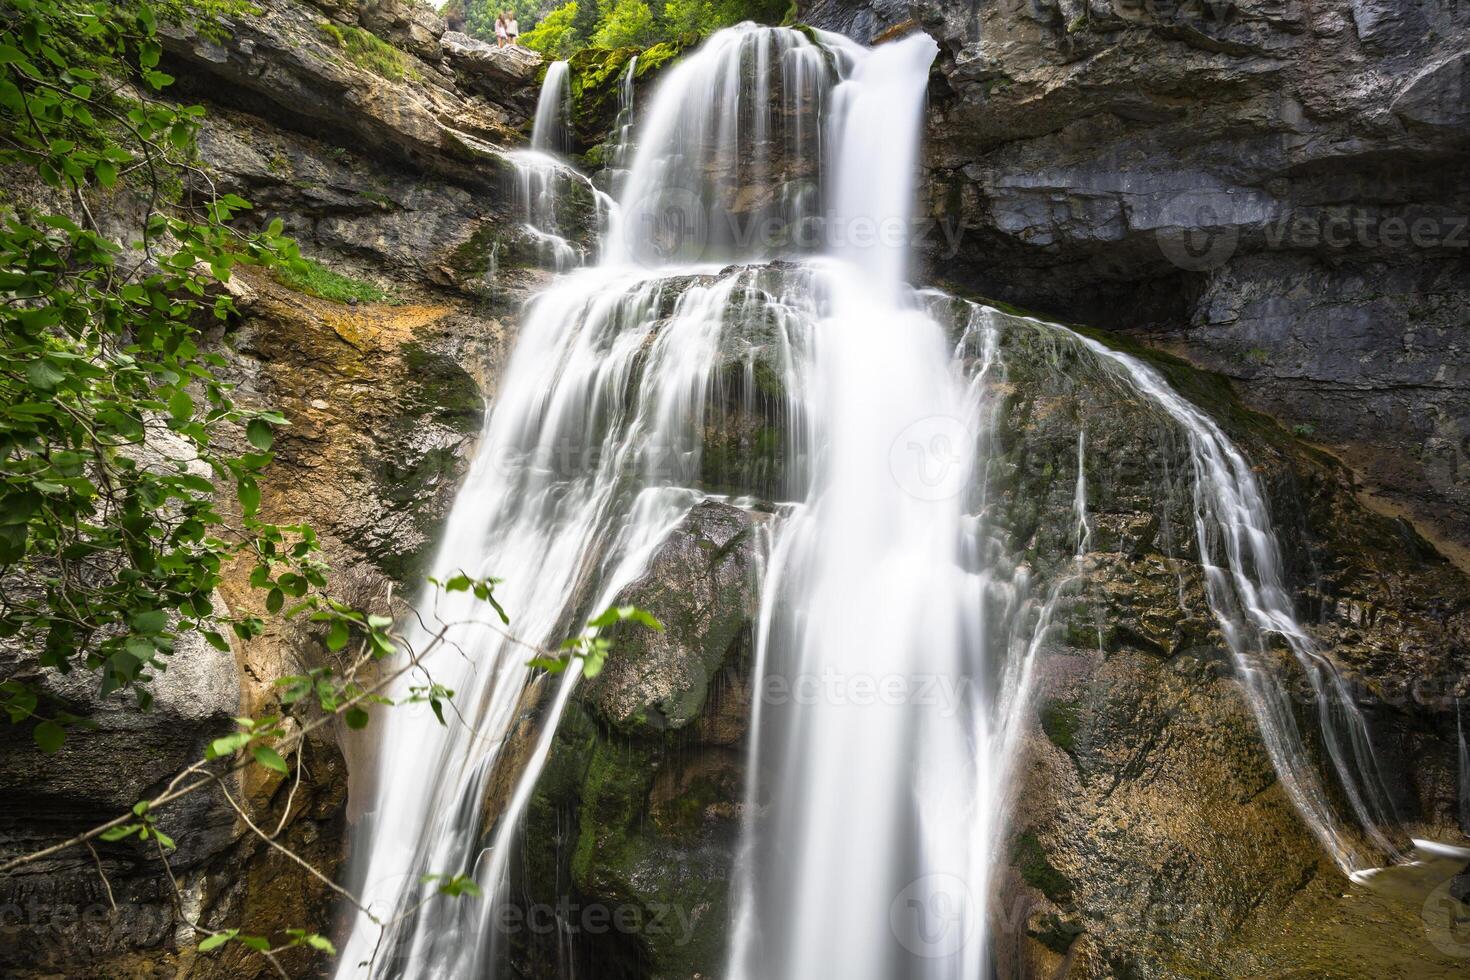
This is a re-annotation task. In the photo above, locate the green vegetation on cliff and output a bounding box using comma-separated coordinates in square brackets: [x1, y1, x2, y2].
[275, 256, 391, 304]
[522, 0, 792, 59]
[317, 19, 421, 81]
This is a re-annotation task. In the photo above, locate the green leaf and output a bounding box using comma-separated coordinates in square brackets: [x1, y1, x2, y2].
[130, 609, 168, 632]
[24, 359, 66, 391]
[199, 930, 237, 952]
[344, 705, 369, 729]
[33, 720, 65, 753]
[238, 477, 261, 517]
[99, 823, 142, 842]
[206, 731, 251, 759]
[304, 934, 336, 954]
[168, 388, 193, 421]
[251, 745, 289, 774]
[246, 418, 274, 451]
[325, 619, 349, 652]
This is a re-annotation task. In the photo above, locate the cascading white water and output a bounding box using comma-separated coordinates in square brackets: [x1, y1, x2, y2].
[335, 266, 773, 976]
[1058, 323, 1405, 875]
[1459, 699, 1469, 835]
[614, 26, 835, 267]
[339, 21, 1419, 980]
[601, 56, 638, 199]
[529, 60, 571, 156]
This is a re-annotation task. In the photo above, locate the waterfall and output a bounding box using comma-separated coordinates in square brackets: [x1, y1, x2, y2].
[613, 26, 837, 267]
[530, 60, 571, 156]
[1058, 323, 1405, 875]
[337, 22, 1415, 980]
[602, 56, 638, 199]
[504, 65, 588, 272]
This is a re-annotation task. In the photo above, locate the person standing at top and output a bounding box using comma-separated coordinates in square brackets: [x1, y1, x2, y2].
[506, 11, 520, 45]
[494, 12, 508, 47]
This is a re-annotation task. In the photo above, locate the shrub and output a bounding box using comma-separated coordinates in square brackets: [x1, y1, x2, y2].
[592, 0, 658, 48]
[523, 1, 583, 59]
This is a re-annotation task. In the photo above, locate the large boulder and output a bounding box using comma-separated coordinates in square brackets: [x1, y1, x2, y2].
[510, 501, 764, 980]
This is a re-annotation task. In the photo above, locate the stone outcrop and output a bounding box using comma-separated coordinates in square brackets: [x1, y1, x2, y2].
[803, 0, 1470, 572]
[510, 501, 763, 979]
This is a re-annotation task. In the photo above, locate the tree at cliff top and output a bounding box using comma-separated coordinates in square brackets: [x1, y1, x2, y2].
[451, 0, 560, 40]
[522, 0, 791, 58]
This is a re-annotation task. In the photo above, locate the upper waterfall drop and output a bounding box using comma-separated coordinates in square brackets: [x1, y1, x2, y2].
[612, 24, 841, 268]
[529, 59, 571, 156]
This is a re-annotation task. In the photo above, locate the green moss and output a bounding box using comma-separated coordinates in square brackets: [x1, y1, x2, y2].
[1038, 698, 1082, 754]
[564, 37, 693, 147]
[401, 343, 484, 435]
[1030, 911, 1085, 954]
[274, 257, 389, 304]
[578, 142, 608, 170]
[1011, 829, 1075, 904]
[358, 188, 395, 208]
[633, 36, 690, 77]
[316, 21, 420, 82]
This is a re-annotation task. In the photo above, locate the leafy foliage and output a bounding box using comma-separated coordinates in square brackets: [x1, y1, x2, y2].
[529, 603, 663, 677]
[0, 0, 350, 749]
[591, 0, 658, 48]
[520, 1, 582, 59]
[522, 0, 790, 58]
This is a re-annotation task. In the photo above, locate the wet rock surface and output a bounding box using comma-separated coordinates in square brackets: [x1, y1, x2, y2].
[966, 308, 1470, 977]
[510, 501, 763, 980]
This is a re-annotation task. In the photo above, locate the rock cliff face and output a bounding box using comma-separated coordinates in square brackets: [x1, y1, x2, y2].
[0, 1, 568, 975]
[804, 0, 1470, 572]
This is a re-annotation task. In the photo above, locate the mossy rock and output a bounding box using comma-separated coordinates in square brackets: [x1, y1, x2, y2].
[564, 36, 695, 150]
[1011, 828, 1075, 904]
